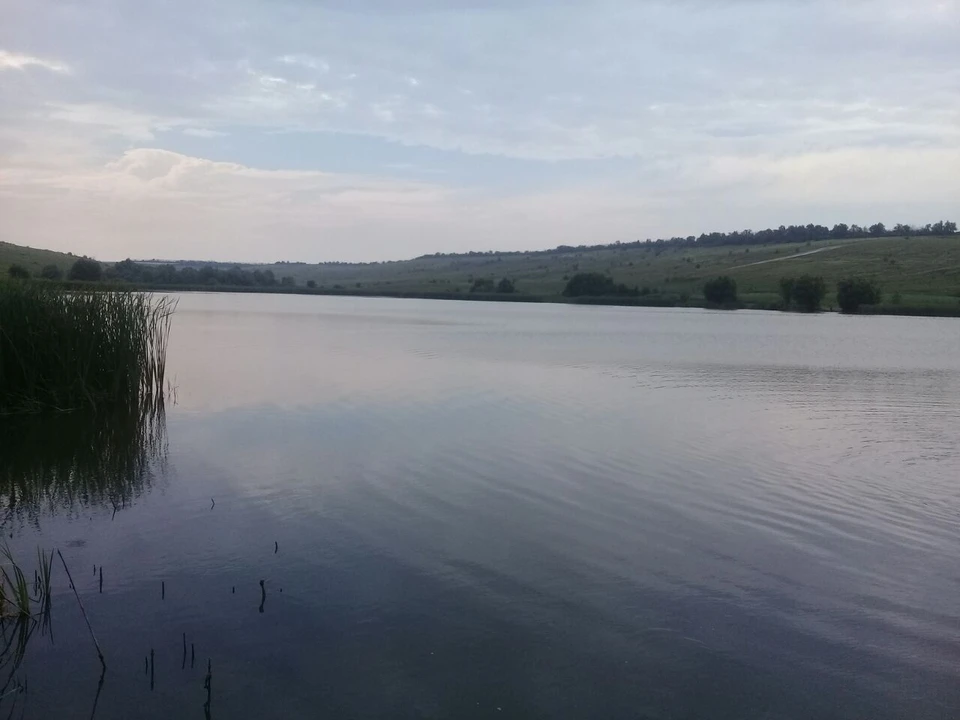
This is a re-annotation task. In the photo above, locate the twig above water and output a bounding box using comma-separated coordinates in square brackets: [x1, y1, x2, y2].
[56, 550, 106, 670]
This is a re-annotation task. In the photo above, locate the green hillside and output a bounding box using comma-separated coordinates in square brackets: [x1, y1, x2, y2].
[4, 234, 959, 312]
[0, 242, 75, 278]
[244, 235, 960, 310]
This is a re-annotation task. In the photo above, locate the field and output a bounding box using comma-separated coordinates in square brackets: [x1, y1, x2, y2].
[243, 235, 960, 310]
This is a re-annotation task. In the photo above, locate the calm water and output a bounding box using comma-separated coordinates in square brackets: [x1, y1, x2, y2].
[4, 294, 960, 719]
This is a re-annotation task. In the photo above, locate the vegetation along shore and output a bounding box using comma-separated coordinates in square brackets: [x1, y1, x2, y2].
[2, 220, 958, 316]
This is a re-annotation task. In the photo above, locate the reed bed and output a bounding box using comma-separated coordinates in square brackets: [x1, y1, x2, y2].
[0, 283, 174, 414]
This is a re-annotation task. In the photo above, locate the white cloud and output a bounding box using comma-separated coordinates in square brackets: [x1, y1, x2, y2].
[0, 50, 70, 74]
[183, 127, 227, 138]
[1, 147, 957, 263]
[0, 0, 958, 261]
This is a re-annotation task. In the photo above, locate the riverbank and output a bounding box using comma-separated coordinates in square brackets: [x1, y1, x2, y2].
[98, 282, 960, 317]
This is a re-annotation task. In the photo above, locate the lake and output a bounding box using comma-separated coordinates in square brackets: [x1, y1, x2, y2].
[4, 293, 960, 719]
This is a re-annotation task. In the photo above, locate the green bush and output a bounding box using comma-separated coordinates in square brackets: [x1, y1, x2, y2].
[7, 265, 30, 280]
[67, 257, 102, 282]
[789, 275, 826, 312]
[40, 264, 63, 281]
[837, 278, 882, 314]
[563, 272, 636, 297]
[703, 276, 738, 305]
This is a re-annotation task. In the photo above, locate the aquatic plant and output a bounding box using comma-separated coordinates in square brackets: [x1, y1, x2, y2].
[0, 283, 174, 414]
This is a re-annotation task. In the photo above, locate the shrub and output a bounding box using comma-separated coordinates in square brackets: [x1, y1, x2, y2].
[837, 278, 882, 314]
[68, 257, 102, 282]
[703, 276, 738, 305]
[7, 264, 30, 280]
[496, 278, 515, 294]
[779, 277, 795, 309]
[790, 275, 826, 312]
[470, 277, 495, 293]
[40, 264, 63, 281]
[562, 272, 636, 297]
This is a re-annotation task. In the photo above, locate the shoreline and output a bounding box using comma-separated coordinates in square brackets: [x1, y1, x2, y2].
[78, 281, 960, 318]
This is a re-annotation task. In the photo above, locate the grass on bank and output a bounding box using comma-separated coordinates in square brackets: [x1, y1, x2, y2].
[0, 282, 175, 415]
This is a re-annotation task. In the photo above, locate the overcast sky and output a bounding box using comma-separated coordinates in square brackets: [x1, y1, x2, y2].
[1, 0, 958, 262]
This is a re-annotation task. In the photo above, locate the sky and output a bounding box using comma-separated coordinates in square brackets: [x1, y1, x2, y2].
[1, 0, 958, 263]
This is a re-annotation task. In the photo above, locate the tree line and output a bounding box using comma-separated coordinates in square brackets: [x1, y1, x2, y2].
[703, 274, 883, 313]
[7, 258, 300, 287]
[420, 220, 957, 259]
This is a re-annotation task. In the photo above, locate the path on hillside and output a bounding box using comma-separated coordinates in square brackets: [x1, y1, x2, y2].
[728, 244, 844, 270]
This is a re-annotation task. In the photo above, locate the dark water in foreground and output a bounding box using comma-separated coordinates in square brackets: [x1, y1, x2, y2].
[4, 294, 960, 719]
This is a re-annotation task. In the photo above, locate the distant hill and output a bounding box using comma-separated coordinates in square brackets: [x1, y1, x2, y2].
[230, 235, 960, 310]
[0, 242, 76, 277]
[4, 231, 959, 313]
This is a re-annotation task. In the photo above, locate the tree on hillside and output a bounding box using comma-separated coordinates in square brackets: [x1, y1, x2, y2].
[470, 277, 495, 293]
[68, 257, 103, 282]
[869, 223, 886, 237]
[837, 278, 882, 314]
[496, 277, 516, 294]
[703, 276, 738, 306]
[790, 275, 826, 312]
[40, 264, 63, 280]
[779, 277, 795, 309]
[562, 272, 637, 297]
[7, 264, 30, 279]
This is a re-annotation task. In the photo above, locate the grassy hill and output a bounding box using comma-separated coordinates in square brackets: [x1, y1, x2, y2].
[4, 234, 959, 312]
[241, 235, 960, 310]
[0, 242, 75, 278]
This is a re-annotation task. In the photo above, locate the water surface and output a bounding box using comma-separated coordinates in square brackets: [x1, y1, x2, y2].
[5, 294, 960, 719]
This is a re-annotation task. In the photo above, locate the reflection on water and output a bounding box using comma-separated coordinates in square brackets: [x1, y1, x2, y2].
[0, 402, 166, 519]
[6, 294, 960, 720]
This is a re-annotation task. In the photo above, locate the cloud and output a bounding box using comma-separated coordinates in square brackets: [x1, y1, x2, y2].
[0, 50, 70, 74]
[2, 146, 957, 264]
[0, 0, 958, 261]
[183, 128, 228, 138]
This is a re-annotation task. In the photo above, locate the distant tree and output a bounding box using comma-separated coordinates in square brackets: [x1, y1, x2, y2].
[868, 222, 886, 237]
[306, 280, 317, 288]
[946, 221, 958, 234]
[496, 277, 515, 293]
[791, 275, 826, 312]
[779, 277, 795, 309]
[68, 257, 102, 281]
[837, 277, 882, 314]
[563, 272, 621, 297]
[40, 264, 63, 280]
[470, 277, 495, 293]
[703, 276, 738, 306]
[280, 276, 296, 287]
[830, 223, 850, 239]
[7, 264, 30, 280]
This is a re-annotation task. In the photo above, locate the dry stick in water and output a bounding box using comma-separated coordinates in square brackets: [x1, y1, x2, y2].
[161, 581, 165, 600]
[203, 659, 212, 715]
[57, 550, 106, 670]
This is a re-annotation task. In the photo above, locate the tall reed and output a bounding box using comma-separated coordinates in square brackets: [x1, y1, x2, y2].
[0, 283, 174, 414]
